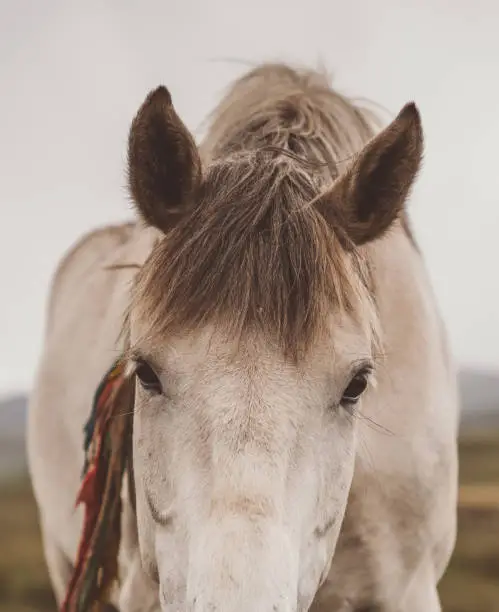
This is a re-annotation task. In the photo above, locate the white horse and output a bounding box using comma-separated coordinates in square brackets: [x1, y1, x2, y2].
[27, 63, 459, 612]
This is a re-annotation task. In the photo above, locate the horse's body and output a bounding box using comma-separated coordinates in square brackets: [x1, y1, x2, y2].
[28, 64, 459, 612]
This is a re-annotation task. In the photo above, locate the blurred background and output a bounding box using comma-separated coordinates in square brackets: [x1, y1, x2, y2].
[0, 1, 498, 611]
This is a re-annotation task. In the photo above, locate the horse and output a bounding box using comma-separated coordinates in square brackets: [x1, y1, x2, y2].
[27, 63, 460, 612]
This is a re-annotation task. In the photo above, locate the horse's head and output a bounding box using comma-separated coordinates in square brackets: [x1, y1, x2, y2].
[125, 85, 423, 611]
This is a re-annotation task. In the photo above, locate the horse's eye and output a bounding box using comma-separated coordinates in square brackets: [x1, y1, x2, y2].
[341, 369, 370, 408]
[135, 361, 162, 395]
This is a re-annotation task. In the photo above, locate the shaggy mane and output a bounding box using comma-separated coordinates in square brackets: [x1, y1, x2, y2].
[131, 64, 382, 359]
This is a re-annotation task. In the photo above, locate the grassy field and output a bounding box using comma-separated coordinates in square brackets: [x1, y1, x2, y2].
[1, 431, 498, 612]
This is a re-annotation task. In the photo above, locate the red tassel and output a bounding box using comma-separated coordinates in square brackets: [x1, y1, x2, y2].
[61, 359, 134, 612]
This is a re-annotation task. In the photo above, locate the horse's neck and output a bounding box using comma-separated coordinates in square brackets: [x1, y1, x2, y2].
[368, 222, 429, 318]
[367, 220, 453, 388]
[107, 223, 162, 270]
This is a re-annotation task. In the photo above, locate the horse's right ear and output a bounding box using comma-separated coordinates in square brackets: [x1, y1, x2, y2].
[127, 86, 202, 233]
[316, 102, 423, 247]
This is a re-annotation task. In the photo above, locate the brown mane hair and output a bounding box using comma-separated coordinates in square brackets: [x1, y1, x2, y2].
[130, 64, 391, 360]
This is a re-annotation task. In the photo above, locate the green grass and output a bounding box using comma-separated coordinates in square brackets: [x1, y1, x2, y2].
[1, 432, 499, 611]
[458, 430, 499, 485]
[439, 506, 499, 612]
[0, 479, 56, 612]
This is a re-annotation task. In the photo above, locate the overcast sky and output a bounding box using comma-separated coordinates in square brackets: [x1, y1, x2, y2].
[0, 0, 498, 396]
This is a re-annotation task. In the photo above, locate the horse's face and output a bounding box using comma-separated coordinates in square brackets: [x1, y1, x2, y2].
[130, 318, 373, 611]
[126, 84, 422, 611]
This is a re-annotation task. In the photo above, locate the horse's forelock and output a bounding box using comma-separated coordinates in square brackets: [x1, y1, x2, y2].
[128, 64, 383, 361]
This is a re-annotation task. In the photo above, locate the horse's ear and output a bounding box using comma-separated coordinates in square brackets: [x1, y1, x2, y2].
[317, 102, 423, 247]
[127, 86, 202, 233]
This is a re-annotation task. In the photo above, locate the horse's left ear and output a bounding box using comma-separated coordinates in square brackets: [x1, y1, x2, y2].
[127, 86, 202, 234]
[317, 102, 423, 246]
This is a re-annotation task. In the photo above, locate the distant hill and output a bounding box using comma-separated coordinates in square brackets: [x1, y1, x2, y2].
[0, 394, 28, 478]
[0, 394, 27, 439]
[1, 368, 498, 479]
[458, 369, 499, 425]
